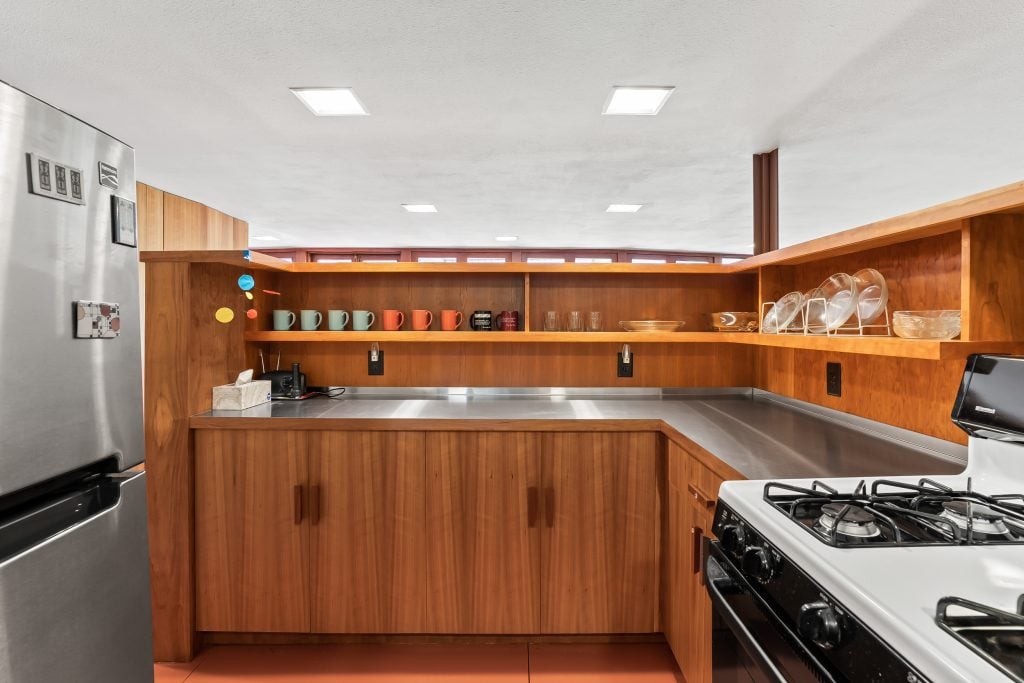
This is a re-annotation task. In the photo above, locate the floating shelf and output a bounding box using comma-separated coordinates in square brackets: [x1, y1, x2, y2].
[243, 331, 1024, 360]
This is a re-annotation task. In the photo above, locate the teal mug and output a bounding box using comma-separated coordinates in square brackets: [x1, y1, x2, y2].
[353, 310, 375, 331]
[272, 310, 296, 331]
[328, 310, 350, 331]
[300, 309, 323, 331]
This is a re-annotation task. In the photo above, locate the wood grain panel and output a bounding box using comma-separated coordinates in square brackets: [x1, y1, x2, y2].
[310, 432, 426, 633]
[194, 430, 310, 633]
[426, 432, 541, 633]
[963, 214, 1024, 341]
[681, 455, 714, 683]
[257, 342, 755, 388]
[528, 273, 757, 332]
[233, 217, 249, 249]
[136, 182, 165, 251]
[189, 263, 250, 413]
[540, 433, 660, 633]
[161, 193, 248, 250]
[756, 347, 967, 444]
[662, 442, 687, 664]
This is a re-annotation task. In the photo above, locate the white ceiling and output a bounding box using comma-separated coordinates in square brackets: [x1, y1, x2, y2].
[2, 1, 1021, 253]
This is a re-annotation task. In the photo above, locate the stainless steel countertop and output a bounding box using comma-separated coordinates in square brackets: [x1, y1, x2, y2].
[195, 389, 967, 480]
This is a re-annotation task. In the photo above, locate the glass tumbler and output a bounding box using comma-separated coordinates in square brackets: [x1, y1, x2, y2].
[567, 311, 584, 332]
[543, 311, 560, 331]
[588, 311, 603, 332]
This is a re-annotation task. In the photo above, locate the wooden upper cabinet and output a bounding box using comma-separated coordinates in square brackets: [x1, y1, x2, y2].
[309, 432, 426, 633]
[540, 432, 660, 633]
[194, 430, 310, 633]
[425, 432, 541, 633]
[161, 192, 247, 251]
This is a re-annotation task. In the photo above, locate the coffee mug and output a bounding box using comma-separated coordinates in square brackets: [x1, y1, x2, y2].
[328, 310, 350, 331]
[470, 310, 492, 331]
[412, 309, 433, 331]
[300, 310, 323, 331]
[382, 309, 405, 331]
[498, 310, 519, 331]
[352, 310, 375, 331]
[441, 310, 463, 331]
[273, 310, 296, 331]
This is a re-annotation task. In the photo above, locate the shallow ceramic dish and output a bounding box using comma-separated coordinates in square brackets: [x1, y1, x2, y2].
[853, 268, 889, 323]
[618, 320, 686, 332]
[892, 310, 961, 339]
[805, 273, 858, 333]
[761, 292, 805, 334]
[711, 312, 759, 332]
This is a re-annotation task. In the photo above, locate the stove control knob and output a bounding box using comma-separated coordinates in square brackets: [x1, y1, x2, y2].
[720, 524, 747, 556]
[798, 601, 845, 650]
[741, 545, 777, 583]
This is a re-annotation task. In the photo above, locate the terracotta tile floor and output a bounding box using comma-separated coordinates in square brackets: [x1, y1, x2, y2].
[154, 643, 683, 683]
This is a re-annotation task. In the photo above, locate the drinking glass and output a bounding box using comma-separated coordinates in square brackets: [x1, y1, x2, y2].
[543, 311, 560, 331]
[588, 311, 603, 332]
[567, 311, 584, 332]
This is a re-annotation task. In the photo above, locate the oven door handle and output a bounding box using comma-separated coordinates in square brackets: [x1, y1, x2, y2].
[705, 553, 791, 683]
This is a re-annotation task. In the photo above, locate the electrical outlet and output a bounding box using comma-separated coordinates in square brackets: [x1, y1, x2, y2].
[826, 362, 842, 397]
[617, 352, 634, 378]
[368, 350, 384, 375]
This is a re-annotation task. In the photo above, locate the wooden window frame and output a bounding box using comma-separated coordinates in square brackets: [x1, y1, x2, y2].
[254, 247, 748, 264]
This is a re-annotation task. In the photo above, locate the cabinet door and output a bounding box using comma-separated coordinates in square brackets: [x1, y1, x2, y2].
[310, 432, 426, 632]
[663, 442, 688, 664]
[425, 432, 541, 633]
[195, 430, 310, 632]
[541, 432, 660, 633]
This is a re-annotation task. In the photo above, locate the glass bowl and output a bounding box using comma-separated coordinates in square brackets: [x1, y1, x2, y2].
[892, 310, 961, 339]
[805, 273, 858, 334]
[619, 320, 685, 332]
[711, 312, 759, 332]
[761, 292, 805, 334]
[853, 268, 889, 323]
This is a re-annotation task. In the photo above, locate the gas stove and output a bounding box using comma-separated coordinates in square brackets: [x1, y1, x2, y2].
[709, 355, 1024, 683]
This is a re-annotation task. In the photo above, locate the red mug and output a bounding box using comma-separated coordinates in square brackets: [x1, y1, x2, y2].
[499, 310, 519, 331]
[412, 309, 433, 331]
[382, 309, 405, 331]
[441, 310, 463, 331]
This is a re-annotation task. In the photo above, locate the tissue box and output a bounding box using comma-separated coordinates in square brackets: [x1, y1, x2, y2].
[212, 380, 272, 410]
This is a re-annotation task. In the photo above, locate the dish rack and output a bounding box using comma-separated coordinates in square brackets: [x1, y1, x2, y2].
[760, 298, 892, 337]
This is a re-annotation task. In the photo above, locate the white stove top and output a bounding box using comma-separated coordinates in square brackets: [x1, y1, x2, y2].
[719, 437, 1024, 683]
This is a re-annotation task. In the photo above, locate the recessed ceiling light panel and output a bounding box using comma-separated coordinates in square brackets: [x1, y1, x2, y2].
[251, 235, 281, 241]
[602, 86, 674, 115]
[495, 235, 518, 242]
[402, 204, 438, 213]
[290, 87, 369, 116]
[606, 204, 643, 213]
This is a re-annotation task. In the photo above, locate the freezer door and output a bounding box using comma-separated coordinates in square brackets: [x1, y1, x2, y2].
[0, 80, 144, 494]
[0, 470, 153, 683]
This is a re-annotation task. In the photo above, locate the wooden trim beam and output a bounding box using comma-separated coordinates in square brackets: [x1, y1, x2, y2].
[753, 149, 779, 255]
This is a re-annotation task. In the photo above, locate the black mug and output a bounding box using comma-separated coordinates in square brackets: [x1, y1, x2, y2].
[470, 310, 492, 331]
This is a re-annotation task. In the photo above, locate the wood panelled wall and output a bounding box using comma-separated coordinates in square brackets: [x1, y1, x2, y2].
[137, 182, 248, 251]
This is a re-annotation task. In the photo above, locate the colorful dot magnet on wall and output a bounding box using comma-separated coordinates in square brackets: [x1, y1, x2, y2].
[237, 274, 255, 291]
[215, 307, 235, 323]
[246, 309, 258, 320]
[244, 291, 254, 300]
[262, 289, 281, 296]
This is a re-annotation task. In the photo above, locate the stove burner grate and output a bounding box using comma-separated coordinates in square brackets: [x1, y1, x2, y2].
[936, 595, 1024, 682]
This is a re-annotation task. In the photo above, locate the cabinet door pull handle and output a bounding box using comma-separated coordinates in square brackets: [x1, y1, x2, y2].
[687, 483, 716, 509]
[294, 484, 304, 524]
[310, 485, 321, 526]
[544, 486, 555, 528]
[527, 486, 538, 528]
[691, 526, 703, 575]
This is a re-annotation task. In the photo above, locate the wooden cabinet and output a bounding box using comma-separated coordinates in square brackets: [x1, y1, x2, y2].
[541, 432, 660, 633]
[310, 432, 426, 633]
[425, 432, 541, 633]
[664, 439, 723, 683]
[195, 430, 310, 632]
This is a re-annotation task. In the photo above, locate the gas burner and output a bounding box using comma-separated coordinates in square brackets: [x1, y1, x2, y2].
[817, 502, 881, 538]
[940, 501, 1012, 537]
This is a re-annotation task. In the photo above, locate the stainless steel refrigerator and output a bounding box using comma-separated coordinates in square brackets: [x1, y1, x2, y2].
[0, 80, 153, 682]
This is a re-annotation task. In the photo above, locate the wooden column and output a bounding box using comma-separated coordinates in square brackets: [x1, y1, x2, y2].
[753, 149, 779, 255]
[961, 214, 1024, 341]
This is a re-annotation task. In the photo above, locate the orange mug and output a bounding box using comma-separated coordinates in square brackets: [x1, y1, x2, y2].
[441, 310, 463, 331]
[412, 309, 433, 331]
[382, 309, 405, 331]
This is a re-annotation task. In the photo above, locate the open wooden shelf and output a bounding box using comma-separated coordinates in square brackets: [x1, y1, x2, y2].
[243, 330, 1023, 360]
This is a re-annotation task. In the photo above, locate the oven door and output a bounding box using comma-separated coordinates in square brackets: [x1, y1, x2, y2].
[705, 540, 839, 683]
